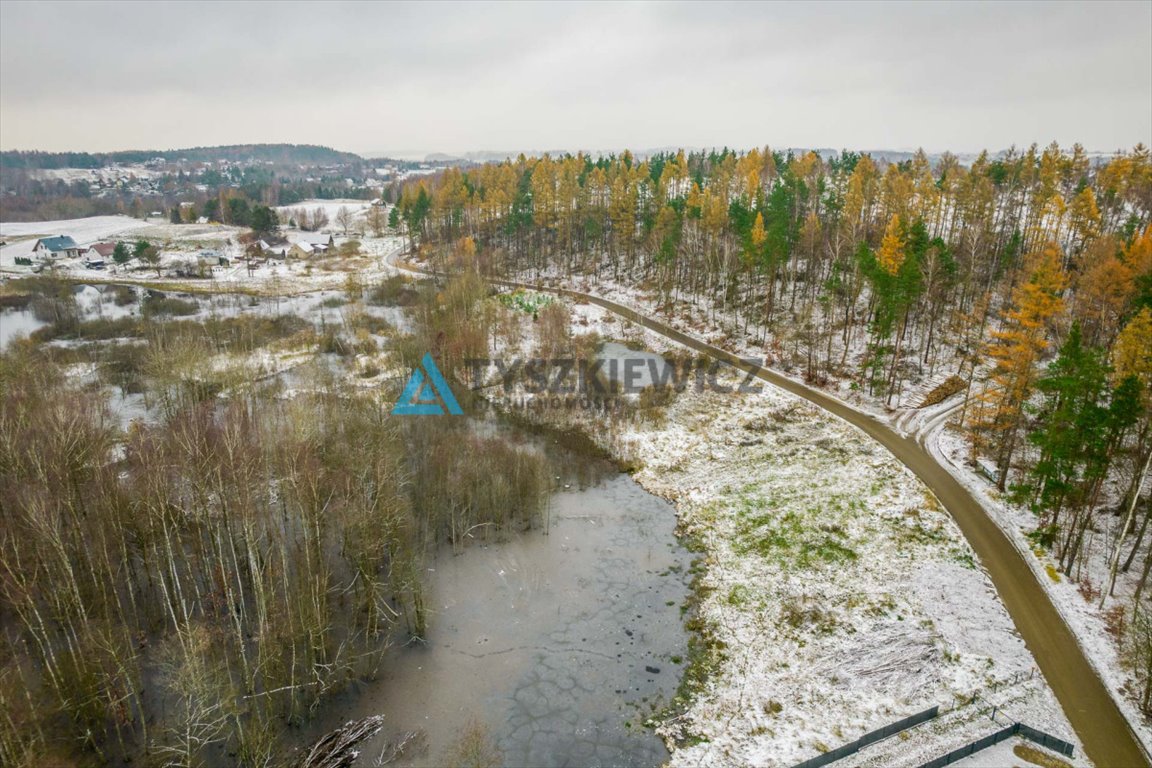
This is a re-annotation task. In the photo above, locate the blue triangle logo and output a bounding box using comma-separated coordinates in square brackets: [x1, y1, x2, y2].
[393, 353, 463, 416]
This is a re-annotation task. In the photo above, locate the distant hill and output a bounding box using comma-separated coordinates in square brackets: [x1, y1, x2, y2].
[0, 144, 363, 170]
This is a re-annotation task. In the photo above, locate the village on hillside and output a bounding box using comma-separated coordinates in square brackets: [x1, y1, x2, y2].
[0, 199, 394, 283]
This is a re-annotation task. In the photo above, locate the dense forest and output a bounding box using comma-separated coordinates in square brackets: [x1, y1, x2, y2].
[393, 143, 1152, 711]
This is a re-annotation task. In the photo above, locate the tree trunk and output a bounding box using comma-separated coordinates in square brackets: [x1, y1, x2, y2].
[1104, 448, 1152, 604]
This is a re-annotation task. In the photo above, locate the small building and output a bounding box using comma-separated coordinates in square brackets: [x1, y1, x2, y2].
[33, 235, 80, 260]
[257, 240, 287, 259]
[289, 233, 334, 258]
[289, 242, 318, 258]
[83, 242, 116, 268]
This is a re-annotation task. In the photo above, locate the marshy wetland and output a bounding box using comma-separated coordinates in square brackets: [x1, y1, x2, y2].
[0, 274, 693, 767]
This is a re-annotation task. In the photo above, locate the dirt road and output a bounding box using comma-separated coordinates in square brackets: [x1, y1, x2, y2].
[392, 255, 1150, 767]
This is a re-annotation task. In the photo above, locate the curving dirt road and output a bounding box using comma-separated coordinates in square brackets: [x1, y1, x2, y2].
[390, 253, 1150, 768]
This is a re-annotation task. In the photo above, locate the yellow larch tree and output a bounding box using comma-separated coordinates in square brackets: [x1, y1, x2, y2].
[530, 155, 558, 230]
[1068, 187, 1102, 252]
[737, 148, 763, 201]
[841, 155, 878, 246]
[1075, 236, 1134, 345]
[1123, 225, 1152, 276]
[975, 241, 1068, 487]
[748, 211, 767, 267]
[880, 162, 913, 224]
[1114, 307, 1152, 395]
[1106, 306, 1152, 600]
[911, 148, 941, 225]
[877, 214, 906, 276]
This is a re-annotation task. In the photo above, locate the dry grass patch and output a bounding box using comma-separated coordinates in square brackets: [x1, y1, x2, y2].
[1013, 742, 1073, 768]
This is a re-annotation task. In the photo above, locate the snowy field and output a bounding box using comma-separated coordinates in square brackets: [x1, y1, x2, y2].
[0, 214, 148, 243]
[632, 389, 1077, 767]
[276, 198, 373, 229]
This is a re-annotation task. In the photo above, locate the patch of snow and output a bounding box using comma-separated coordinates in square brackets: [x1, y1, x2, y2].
[0, 214, 145, 243]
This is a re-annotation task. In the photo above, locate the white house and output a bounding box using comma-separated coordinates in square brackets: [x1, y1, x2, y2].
[33, 235, 80, 260]
[287, 233, 336, 259]
[83, 242, 116, 268]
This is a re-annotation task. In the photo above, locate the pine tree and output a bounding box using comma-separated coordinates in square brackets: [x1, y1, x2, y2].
[1021, 324, 1110, 570]
[112, 241, 130, 265]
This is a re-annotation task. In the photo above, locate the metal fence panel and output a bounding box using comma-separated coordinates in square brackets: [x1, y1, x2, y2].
[791, 707, 940, 768]
[1016, 723, 1075, 757]
[915, 725, 1017, 768]
[915, 722, 1075, 768]
[790, 708, 1073, 768]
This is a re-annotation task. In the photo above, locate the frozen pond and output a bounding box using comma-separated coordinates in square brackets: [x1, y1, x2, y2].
[303, 471, 692, 767]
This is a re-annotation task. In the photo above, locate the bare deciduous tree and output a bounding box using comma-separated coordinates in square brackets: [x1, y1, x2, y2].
[336, 205, 355, 235]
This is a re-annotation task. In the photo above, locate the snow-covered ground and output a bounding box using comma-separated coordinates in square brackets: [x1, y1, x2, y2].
[473, 295, 1085, 768]
[948, 738, 1075, 768]
[276, 198, 373, 229]
[0, 214, 148, 244]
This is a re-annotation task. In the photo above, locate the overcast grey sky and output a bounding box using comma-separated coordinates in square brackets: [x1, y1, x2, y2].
[1, 0, 1149, 156]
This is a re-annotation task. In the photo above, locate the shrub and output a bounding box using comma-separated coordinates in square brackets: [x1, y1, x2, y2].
[32, 316, 142, 342]
[143, 294, 199, 317]
[318, 329, 353, 356]
[367, 275, 417, 306]
[111, 284, 137, 306]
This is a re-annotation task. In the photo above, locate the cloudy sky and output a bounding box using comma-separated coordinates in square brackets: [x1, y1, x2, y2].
[1, 0, 1149, 156]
